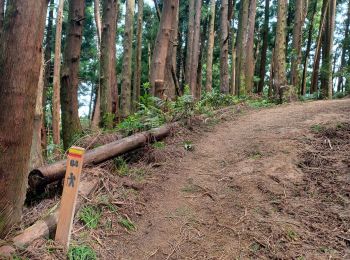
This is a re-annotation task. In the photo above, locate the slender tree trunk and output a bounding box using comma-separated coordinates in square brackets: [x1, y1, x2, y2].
[60, 0, 85, 149]
[164, 0, 179, 100]
[121, 0, 135, 117]
[220, 0, 230, 94]
[30, 55, 45, 171]
[196, 1, 209, 98]
[94, 0, 102, 43]
[100, 0, 117, 128]
[42, 0, 55, 151]
[150, 0, 178, 98]
[153, 0, 161, 20]
[235, 0, 249, 95]
[310, 0, 329, 94]
[245, 0, 257, 94]
[111, 1, 119, 118]
[301, 0, 317, 95]
[273, 0, 287, 102]
[0, 0, 4, 37]
[185, 0, 195, 84]
[133, 0, 144, 110]
[189, 0, 202, 98]
[52, 0, 64, 148]
[0, 0, 47, 237]
[257, 0, 270, 94]
[290, 0, 306, 94]
[91, 0, 102, 129]
[320, 0, 336, 99]
[206, 0, 216, 92]
[336, 0, 350, 92]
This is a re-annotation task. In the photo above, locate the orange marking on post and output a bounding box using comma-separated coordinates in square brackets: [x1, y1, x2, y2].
[55, 146, 85, 251]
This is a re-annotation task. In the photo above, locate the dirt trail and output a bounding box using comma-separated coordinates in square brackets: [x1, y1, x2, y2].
[112, 99, 350, 259]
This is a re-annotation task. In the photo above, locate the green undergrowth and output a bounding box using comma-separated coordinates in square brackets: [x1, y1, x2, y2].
[68, 244, 97, 260]
[79, 205, 101, 229]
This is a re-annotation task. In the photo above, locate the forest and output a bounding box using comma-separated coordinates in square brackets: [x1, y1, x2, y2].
[0, 0, 349, 259]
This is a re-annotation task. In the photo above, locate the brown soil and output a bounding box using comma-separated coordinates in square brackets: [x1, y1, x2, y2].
[15, 99, 350, 259]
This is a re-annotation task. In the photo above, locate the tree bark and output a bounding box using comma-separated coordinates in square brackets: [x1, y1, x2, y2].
[121, 0, 135, 117]
[185, 0, 195, 85]
[133, 0, 144, 110]
[150, 0, 177, 99]
[164, 0, 179, 100]
[52, 0, 65, 149]
[30, 55, 45, 171]
[310, 0, 329, 94]
[320, 0, 336, 99]
[94, 0, 102, 44]
[189, 0, 202, 98]
[91, 0, 102, 129]
[206, 0, 216, 92]
[273, 0, 287, 101]
[100, 0, 117, 128]
[301, 0, 318, 95]
[0, 0, 4, 37]
[244, 0, 257, 94]
[220, 0, 230, 94]
[42, 0, 55, 151]
[257, 0, 270, 94]
[235, 0, 249, 95]
[290, 0, 306, 94]
[0, 0, 48, 237]
[60, 0, 85, 149]
[337, 0, 350, 93]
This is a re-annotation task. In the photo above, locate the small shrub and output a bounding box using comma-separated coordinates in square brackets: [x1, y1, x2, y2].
[68, 245, 97, 260]
[118, 217, 135, 230]
[152, 141, 165, 149]
[113, 157, 129, 176]
[79, 205, 101, 229]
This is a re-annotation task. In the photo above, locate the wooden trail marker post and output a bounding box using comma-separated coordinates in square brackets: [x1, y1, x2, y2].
[55, 146, 85, 250]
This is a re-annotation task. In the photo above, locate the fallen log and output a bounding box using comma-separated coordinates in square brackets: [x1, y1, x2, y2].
[29, 123, 175, 192]
[0, 178, 98, 257]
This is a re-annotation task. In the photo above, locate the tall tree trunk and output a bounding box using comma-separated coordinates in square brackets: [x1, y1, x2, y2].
[336, 0, 350, 92]
[235, 0, 249, 95]
[290, 0, 306, 94]
[310, 0, 329, 94]
[245, 0, 257, 94]
[164, 0, 179, 100]
[206, 0, 216, 92]
[189, 0, 202, 98]
[52, 0, 64, 149]
[220, 0, 230, 94]
[257, 0, 270, 94]
[0, 0, 4, 37]
[133, 0, 144, 110]
[94, 0, 102, 43]
[0, 0, 47, 237]
[100, 0, 117, 128]
[150, 0, 178, 98]
[320, 0, 336, 99]
[42, 0, 55, 151]
[185, 0, 195, 84]
[30, 55, 45, 171]
[230, 0, 237, 95]
[91, 0, 102, 129]
[273, 0, 287, 102]
[196, 1, 209, 98]
[60, 0, 85, 149]
[121, 0, 135, 117]
[301, 0, 318, 95]
[111, 1, 119, 118]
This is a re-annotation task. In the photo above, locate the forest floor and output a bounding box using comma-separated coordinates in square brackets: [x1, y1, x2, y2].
[18, 98, 350, 259]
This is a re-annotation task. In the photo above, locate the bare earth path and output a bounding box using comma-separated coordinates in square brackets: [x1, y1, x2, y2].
[115, 99, 350, 259]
